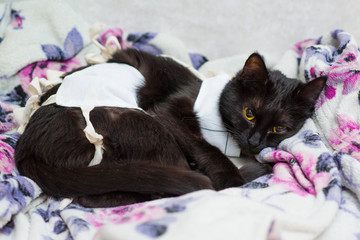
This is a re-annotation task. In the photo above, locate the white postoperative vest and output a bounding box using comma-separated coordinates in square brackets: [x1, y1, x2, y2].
[194, 73, 241, 158]
[56, 63, 145, 109]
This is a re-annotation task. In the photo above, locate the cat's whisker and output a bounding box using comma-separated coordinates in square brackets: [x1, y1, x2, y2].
[221, 123, 236, 134]
[182, 114, 236, 135]
[198, 119, 236, 135]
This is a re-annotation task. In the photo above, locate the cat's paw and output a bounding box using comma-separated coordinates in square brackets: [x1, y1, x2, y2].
[212, 172, 245, 190]
[239, 162, 273, 183]
[190, 173, 214, 191]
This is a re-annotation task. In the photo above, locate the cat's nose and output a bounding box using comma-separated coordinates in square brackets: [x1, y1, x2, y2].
[248, 132, 261, 148]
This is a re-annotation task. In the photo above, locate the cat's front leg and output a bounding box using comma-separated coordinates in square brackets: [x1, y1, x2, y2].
[239, 161, 273, 182]
[191, 138, 245, 190]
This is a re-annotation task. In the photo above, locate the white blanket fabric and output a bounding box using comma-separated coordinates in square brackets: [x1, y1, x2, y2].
[0, 1, 360, 239]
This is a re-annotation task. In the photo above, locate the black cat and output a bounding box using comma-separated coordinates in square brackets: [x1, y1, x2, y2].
[219, 54, 326, 155]
[15, 49, 326, 207]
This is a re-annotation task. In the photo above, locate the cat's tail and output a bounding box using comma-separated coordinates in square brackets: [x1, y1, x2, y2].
[17, 158, 213, 198]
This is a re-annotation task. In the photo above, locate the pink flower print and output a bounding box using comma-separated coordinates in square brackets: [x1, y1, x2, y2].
[328, 113, 360, 161]
[314, 47, 360, 109]
[260, 149, 294, 163]
[293, 39, 317, 57]
[291, 154, 317, 195]
[10, 9, 25, 29]
[98, 28, 130, 50]
[261, 146, 330, 196]
[309, 67, 316, 78]
[343, 70, 360, 95]
[343, 52, 357, 63]
[262, 150, 316, 195]
[0, 136, 16, 174]
[327, 44, 360, 94]
[325, 85, 336, 100]
[311, 171, 332, 193]
[87, 203, 167, 228]
[269, 163, 312, 196]
[17, 58, 82, 94]
[328, 65, 360, 95]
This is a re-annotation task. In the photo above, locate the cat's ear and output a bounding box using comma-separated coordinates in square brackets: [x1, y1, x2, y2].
[237, 53, 268, 85]
[296, 76, 327, 105]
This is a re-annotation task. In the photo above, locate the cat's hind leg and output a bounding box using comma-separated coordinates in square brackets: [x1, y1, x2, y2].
[73, 192, 165, 208]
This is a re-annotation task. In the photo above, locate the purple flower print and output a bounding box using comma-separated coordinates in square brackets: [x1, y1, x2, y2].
[0, 86, 28, 132]
[0, 220, 14, 236]
[1, 85, 27, 106]
[127, 32, 157, 45]
[41, 28, 84, 61]
[331, 29, 344, 39]
[53, 220, 67, 234]
[333, 32, 351, 56]
[126, 31, 208, 69]
[35, 202, 90, 236]
[136, 222, 167, 238]
[322, 178, 341, 202]
[299, 130, 322, 148]
[301, 31, 360, 109]
[282, 129, 323, 151]
[66, 216, 90, 236]
[334, 152, 360, 191]
[36, 204, 61, 223]
[189, 53, 208, 70]
[316, 152, 336, 173]
[339, 189, 360, 220]
[0, 174, 36, 219]
[127, 32, 162, 56]
[242, 179, 270, 189]
[160, 197, 195, 213]
[136, 216, 176, 238]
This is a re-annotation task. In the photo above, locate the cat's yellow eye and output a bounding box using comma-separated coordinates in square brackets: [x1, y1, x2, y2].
[272, 126, 287, 133]
[244, 107, 255, 121]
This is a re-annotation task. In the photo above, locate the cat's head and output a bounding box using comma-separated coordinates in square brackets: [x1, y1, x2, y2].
[219, 53, 326, 156]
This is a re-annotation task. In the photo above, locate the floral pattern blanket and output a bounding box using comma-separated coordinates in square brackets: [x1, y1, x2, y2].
[1, 1, 360, 240]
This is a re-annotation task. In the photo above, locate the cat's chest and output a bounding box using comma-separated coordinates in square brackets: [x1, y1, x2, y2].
[56, 63, 145, 109]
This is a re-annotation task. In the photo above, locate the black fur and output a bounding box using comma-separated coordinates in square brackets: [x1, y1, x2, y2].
[15, 49, 326, 207]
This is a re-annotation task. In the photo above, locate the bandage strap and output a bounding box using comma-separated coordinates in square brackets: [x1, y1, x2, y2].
[81, 106, 104, 166]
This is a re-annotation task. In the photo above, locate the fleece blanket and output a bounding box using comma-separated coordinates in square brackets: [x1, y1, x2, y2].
[1, 1, 360, 240]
